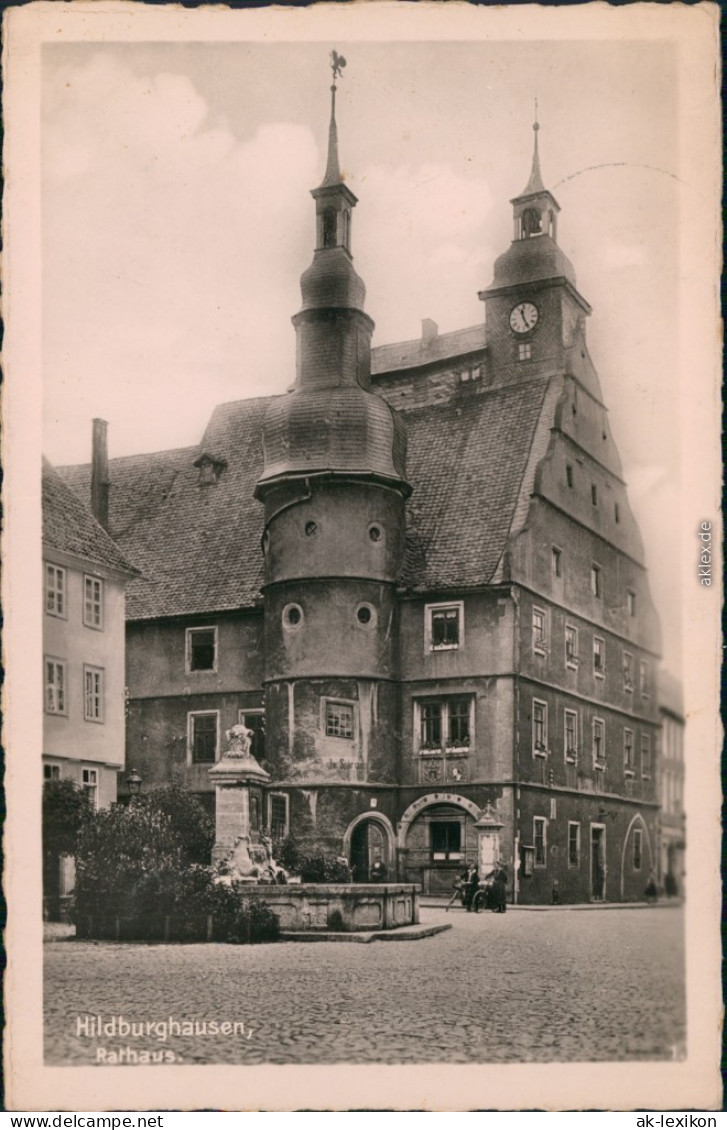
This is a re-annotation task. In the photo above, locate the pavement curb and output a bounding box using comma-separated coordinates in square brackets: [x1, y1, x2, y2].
[424, 900, 683, 912]
[280, 923, 452, 944]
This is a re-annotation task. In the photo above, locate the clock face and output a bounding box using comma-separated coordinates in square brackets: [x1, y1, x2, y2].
[509, 302, 539, 334]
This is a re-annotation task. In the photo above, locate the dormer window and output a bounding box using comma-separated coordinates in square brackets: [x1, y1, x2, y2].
[194, 452, 227, 486]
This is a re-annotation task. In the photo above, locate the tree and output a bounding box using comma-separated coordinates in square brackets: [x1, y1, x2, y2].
[42, 778, 93, 859]
[42, 778, 94, 919]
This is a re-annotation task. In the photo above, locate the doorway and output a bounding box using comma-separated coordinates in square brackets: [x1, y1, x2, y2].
[590, 824, 606, 901]
[350, 819, 388, 882]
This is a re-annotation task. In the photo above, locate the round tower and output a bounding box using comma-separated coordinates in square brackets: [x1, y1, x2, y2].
[255, 58, 410, 793]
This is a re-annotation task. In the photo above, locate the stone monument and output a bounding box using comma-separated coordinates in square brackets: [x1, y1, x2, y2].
[208, 723, 271, 882]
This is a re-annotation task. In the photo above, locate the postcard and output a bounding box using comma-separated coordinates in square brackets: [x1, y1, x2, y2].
[3, 0, 722, 1112]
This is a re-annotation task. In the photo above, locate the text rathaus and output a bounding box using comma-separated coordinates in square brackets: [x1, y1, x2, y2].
[60, 69, 662, 904]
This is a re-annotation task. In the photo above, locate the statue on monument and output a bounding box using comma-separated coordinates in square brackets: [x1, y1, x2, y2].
[224, 723, 254, 758]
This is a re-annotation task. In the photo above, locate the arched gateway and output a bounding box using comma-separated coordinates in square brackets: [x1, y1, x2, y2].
[397, 793, 484, 896]
[343, 813, 396, 883]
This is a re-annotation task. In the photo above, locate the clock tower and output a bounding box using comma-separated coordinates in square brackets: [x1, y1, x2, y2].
[478, 116, 596, 395]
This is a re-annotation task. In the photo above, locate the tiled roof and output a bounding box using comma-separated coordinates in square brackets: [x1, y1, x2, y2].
[57, 380, 550, 620]
[42, 458, 138, 576]
[371, 324, 486, 376]
[400, 377, 549, 589]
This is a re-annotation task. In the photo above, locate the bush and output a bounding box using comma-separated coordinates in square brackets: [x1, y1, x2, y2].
[142, 786, 214, 866]
[299, 854, 352, 883]
[272, 835, 302, 873]
[74, 802, 184, 918]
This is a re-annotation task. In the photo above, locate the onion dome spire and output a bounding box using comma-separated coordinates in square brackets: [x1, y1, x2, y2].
[256, 52, 409, 498]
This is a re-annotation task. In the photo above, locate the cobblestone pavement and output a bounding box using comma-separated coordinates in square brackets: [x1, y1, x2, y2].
[44, 906, 685, 1066]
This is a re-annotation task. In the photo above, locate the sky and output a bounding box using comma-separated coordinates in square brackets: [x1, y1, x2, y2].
[40, 35, 695, 671]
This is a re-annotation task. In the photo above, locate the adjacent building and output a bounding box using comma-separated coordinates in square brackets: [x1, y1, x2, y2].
[58, 88, 665, 902]
[42, 431, 138, 909]
[657, 670, 686, 894]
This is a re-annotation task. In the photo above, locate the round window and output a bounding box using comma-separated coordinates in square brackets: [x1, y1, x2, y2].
[356, 603, 376, 628]
[283, 603, 303, 629]
[369, 524, 382, 542]
[304, 520, 317, 537]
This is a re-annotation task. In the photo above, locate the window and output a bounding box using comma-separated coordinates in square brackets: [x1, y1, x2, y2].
[565, 624, 579, 667]
[426, 601, 463, 651]
[82, 768, 98, 810]
[45, 564, 66, 618]
[591, 484, 598, 507]
[568, 822, 581, 867]
[186, 627, 217, 672]
[633, 828, 642, 870]
[564, 710, 578, 763]
[592, 717, 605, 767]
[238, 710, 265, 761]
[83, 576, 103, 629]
[641, 734, 652, 779]
[269, 793, 289, 839]
[326, 701, 354, 739]
[624, 728, 635, 775]
[518, 343, 532, 361]
[566, 464, 574, 489]
[44, 764, 61, 781]
[614, 502, 621, 524]
[188, 711, 219, 763]
[627, 590, 636, 617]
[590, 564, 602, 598]
[448, 698, 471, 748]
[532, 700, 548, 756]
[83, 666, 104, 722]
[551, 547, 562, 577]
[430, 821, 462, 861]
[623, 651, 634, 692]
[417, 697, 472, 751]
[532, 607, 547, 653]
[639, 659, 650, 699]
[44, 658, 67, 715]
[593, 636, 605, 678]
[534, 818, 547, 867]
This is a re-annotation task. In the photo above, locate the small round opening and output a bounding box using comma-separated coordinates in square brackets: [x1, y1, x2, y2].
[369, 524, 382, 542]
[304, 520, 317, 537]
[357, 606, 372, 625]
[283, 603, 303, 629]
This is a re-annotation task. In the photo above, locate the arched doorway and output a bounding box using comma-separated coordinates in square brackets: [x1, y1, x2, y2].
[398, 794, 482, 896]
[344, 814, 395, 883]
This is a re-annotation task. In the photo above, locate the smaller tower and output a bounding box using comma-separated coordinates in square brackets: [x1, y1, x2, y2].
[510, 104, 560, 243]
[478, 110, 591, 382]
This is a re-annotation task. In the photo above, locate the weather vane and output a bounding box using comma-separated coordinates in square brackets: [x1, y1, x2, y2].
[330, 50, 347, 88]
[534, 96, 539, 132]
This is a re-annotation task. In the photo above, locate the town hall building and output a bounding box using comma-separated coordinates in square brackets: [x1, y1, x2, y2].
[58, 77, 662, 903]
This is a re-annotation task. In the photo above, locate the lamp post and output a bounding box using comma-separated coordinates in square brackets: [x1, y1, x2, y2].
[126, 768, 143, 800]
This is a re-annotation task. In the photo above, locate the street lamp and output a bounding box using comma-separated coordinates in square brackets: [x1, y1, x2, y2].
[126, 768, 143, 798]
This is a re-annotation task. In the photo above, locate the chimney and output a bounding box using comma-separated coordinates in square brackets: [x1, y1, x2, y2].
[421, 318, 438, 346]
[91, 418, 110, 531]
